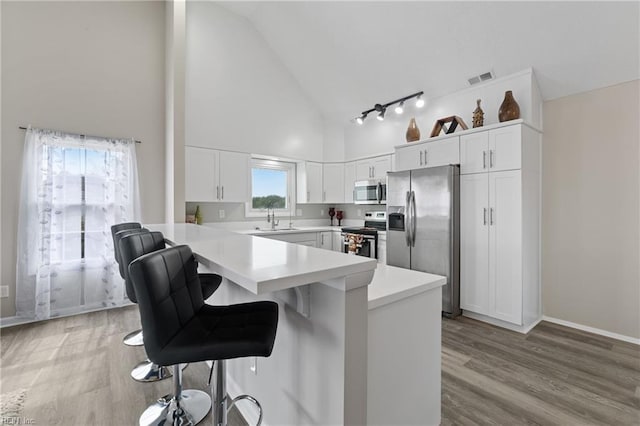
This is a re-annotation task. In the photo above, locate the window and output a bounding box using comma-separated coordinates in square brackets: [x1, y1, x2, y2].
[16, 128, 140, 320]
[246, 158, 296, 216]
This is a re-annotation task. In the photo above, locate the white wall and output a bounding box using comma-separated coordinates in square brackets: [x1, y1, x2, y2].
[185, 2, 325, 161]
[542, 80, 640, 340]
[344, 69, 540, 160]
[1, 1, 166, 317]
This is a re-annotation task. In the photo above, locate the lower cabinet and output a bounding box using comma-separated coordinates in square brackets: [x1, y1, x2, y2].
[460, 169, 535, 327]
[317, 231, 333, 250]
[261, 232, 317, 247]
[332, 231, 344, 253]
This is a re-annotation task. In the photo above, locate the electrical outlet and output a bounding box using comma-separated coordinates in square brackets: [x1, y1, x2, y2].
[218, 209, 225, 219]
[296, 209, 302, 217]
[320, 209, 324, 216]
[250, 357, 258, 375]
[0, 286, 8, 298]
[357, 209, 362, 217]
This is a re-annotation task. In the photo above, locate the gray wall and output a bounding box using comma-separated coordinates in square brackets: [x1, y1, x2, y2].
[1, 1, 166, 317]
[542, 80, 640, 339]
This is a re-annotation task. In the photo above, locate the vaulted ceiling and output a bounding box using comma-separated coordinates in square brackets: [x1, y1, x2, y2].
[219, 1, 640, 123]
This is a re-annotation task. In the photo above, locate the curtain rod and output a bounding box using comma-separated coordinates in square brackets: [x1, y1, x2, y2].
[18, 126, 142, 144]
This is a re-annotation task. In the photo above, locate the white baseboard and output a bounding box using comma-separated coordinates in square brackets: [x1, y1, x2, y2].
[462, 311, 541, 334]
[542, 316, 640, 345]
[0, 301, 135, 328]
[205, 361, 267, 426]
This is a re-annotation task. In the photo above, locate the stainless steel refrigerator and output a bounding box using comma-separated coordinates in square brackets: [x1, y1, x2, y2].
[386, 165, 461, 317]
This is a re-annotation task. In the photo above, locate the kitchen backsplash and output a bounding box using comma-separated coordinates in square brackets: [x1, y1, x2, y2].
[185, 202, 377, 224]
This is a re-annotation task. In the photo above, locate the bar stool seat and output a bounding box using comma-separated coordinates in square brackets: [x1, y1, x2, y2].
[130, 245, 278, 426]
[117, 230, 222, 383]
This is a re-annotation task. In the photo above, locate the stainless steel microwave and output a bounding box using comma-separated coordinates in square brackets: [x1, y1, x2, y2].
[354, 179, 386, 205]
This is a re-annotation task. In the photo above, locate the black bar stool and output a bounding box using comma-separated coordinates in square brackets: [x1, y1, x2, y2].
[129, 245, 278, 426]
[119, 231, 222, 383]
[110, 222, 144, 346]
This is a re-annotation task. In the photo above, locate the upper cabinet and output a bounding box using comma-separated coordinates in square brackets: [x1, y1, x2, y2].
[395, 137, 460, 172]
[323, 163, 345, 203]
[356, 155, 392, 181]
[297, 161, 323, 203]
[460, 125, 522, 174]
[344, 162, 356, 203]
[185, 147, 249, 202]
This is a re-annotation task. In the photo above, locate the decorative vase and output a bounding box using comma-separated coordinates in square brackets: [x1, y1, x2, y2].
[406, 117, 421, 142]
[194, 205, 203, 225]
[472, 99, 484, 128]
[498, 90, 520, 122]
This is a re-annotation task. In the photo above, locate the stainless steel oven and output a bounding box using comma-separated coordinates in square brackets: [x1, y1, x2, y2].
[340, 211, 386, 259]
[354, 179, 386, 205]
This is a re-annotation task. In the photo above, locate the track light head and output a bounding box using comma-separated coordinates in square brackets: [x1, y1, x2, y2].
[356, 116, 364, 125]
[394, 101, 404, 115]
[377, 108, 386, 121]
[415, 94, 425, 108]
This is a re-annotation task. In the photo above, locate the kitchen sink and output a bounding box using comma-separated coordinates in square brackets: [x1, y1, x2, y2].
[253, 227, 299, 232]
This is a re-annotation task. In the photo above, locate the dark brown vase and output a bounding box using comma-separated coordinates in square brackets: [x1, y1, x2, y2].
[406, 117, 421, 142]
[498, 90, 520, 122]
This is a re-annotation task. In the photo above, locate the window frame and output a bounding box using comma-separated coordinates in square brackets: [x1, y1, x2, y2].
[245, 158, 296, 218]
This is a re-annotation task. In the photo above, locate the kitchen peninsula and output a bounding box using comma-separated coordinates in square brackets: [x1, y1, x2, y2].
[147, 223, 445, 425]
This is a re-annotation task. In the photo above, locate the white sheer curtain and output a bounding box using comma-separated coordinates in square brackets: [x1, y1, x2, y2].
[16, 127, 141, 320]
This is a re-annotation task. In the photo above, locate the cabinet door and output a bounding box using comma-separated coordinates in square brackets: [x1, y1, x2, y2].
[323, 163, 344, 203]
[306, 162, 323, 203]
[372, 155, 392, 179]
[355, 160, 372, 180]
[332, 231, 344, 252]
[460, 132, 489, 174]
[395, 144, 424, 171]
[489, 125, 521, 172]
[344, 162, 356, 203]
[489, 170, 522, 324]
[460, 173, 490, 315]
[185, 146, 218, 202]
[317, 232, 333, 250]
[218, 151, 249, 203]
[423, 137, 460, 168]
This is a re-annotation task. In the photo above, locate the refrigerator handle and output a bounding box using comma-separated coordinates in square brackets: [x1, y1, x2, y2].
[405, 191, 412, 246]
[410, 190, 417, 247]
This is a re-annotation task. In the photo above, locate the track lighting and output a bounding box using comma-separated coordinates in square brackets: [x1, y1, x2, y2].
[354, 91, 423, 124]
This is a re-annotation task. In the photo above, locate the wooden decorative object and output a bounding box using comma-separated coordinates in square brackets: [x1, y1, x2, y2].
[430, 116, 468, 137]
[472, 99, 484, 128]
[405, 117, 421, 142]
[498, 90, 520, 122]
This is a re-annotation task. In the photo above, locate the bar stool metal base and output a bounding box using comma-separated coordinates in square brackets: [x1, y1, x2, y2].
[123, 329, 144, 346]
[131, 361, 188, 383]
[212, 360, 264, 426]
[139, 390, 211, 426]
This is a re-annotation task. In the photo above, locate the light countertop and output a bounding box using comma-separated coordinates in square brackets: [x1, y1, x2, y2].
[146, 223, 377, 295]
[368, 264, 446, 310]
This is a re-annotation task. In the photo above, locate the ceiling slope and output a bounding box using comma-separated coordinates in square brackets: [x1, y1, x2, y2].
[219, 1, 640, 123]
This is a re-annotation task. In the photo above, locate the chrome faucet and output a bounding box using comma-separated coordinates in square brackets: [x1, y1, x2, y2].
[267, 208, 279, 230]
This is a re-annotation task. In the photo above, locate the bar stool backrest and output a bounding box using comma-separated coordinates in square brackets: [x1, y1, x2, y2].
[118, 231, 166, 304]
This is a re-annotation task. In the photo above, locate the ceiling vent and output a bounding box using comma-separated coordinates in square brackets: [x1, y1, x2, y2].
[467, 71, 494, 86]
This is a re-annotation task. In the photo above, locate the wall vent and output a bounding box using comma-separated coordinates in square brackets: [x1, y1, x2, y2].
[467, 71, 494, 86]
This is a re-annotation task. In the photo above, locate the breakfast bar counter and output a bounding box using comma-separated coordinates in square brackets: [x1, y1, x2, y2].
[145, 223, 444, 425]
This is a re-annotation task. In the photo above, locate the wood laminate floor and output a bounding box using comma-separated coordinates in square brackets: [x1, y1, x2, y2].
[1, 306, 639, 425]
[0, 305, 247, 426]
[442, 316, 640, 425]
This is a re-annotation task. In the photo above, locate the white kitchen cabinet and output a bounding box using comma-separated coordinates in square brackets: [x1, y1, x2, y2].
[459, 122, 541, 332]
[356, 155, 392, 181]
[460, 173, 490, 315]
[260, 232, 317, 247]
[377, 233, 387, 264]
[185, 147, 249, 202]
[344, 162, 356, 203]
[317, 231, 333, 250]
[218, 151, 249, 202]
[395, 137, 459, 172]
[323, 163, 345, 203]
[297, 161, 323, 203]
[332, 231, 344, 253]
[460, 125, 522, 175]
